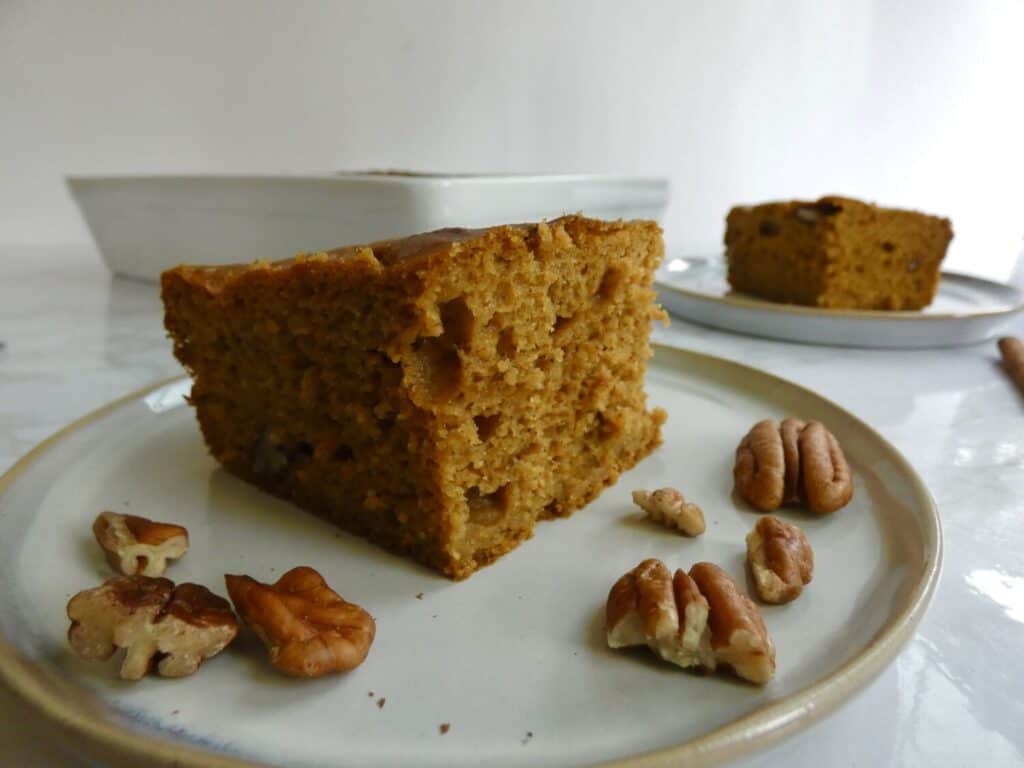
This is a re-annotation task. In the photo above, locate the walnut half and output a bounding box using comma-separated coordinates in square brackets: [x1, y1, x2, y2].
[92, 511, 189, 577]
[746, 516, 814, 604]
[631, 488, 706, 537]
[225, 566, 376, 678]
[734, 418, 853, 514]
[67, 575, 238, 680]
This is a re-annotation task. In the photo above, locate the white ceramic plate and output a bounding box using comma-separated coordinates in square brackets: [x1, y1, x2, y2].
[658, 256, 1024, 348]
[0, 347, 940, 768]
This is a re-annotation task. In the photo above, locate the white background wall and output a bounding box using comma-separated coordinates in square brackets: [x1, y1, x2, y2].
[2, 0, 1022, 277]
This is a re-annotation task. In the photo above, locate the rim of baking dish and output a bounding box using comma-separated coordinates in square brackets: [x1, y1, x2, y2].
[0, 347, 942, 768]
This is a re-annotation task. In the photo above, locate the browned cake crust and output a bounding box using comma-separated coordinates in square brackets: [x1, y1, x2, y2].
[162, 216, 667, 579]
[725, 196, 953, 310]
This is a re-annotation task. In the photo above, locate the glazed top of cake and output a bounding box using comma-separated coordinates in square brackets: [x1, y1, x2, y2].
[729, 195, 950, 224]
[166, 215, 657, 289]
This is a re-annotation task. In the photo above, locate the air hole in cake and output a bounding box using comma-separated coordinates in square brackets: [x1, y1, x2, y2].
[252, 429, 289, 475]
[759, 219, 780, 237]
[497, 328, 517, 358]
[333, 444, 354, 462]
[375, 414, 396, 436]
[466, 484, 510, 526]
[252, 430, 313, 474]
[473, 413, 501, 441]
[374, 353, 403, 389]
[293, 441, 314, 467]
[594, 412, 621, 441]
[496, 281, 515, 305]
[598, 266, 624, 301]
[410, 337, 462, 399]
[552, 313, 575, 335]
[881, 241, 896, 253]
[439, 297, 475, 349]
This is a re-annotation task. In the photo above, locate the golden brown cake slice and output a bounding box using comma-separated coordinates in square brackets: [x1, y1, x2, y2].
[725, 196, 953, 310]
[162, 216, 666, 579]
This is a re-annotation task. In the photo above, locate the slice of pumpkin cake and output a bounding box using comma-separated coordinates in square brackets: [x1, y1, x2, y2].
[725, 196, 953, 310]
[161, 215, 667, 579]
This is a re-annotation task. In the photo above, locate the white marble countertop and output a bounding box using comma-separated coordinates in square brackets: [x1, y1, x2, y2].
[1, 246, 1022, 766]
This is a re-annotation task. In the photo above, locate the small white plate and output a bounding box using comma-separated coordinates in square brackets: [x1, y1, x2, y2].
[0, 347, 940, 768]
[658, 256, 1024, 348]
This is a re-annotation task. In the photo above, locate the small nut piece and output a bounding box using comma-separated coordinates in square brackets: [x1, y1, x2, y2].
[606, 558, 715, 671]
[734, 418, 853, 514]
[746, 516, 814, 604]
[631, 488, 706, 536]
[690, 562, 775, 685]
[225, 566, 375, 678]
[67, 576, 238, 680]
[92, 511, 189, 577]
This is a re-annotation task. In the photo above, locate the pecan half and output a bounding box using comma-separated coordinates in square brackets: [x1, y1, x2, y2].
[606, 559, 714, 670]
[734, 420, 785, 512]
[689, 562, 775, 684]
[67, 575, 238, 680]
[746, 516, 814, 604]
[92, 511, 189, 577]
[631, 488, 706, 537]
[799, 421, 853, 514]
[734, 418, 853, 514]
[225, 566, 375, 678]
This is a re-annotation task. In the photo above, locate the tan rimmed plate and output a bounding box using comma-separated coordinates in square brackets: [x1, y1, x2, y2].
[0, 346, 941, 767]
[658, 256, 1024, 348]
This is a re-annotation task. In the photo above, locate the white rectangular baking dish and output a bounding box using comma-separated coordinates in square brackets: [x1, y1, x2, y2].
[68, 173, 669, 281]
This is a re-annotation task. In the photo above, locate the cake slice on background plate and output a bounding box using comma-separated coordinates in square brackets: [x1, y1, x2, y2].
[725, 196, 953, 310]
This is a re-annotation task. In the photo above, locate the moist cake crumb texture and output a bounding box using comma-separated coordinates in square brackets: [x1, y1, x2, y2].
[725, 195, 953, 310]
[161, 215, 667, 579]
